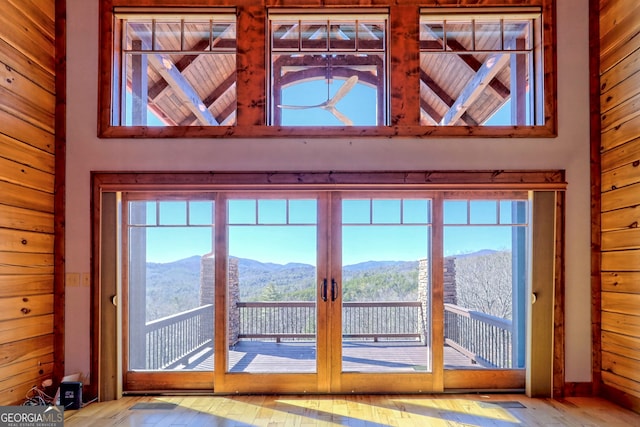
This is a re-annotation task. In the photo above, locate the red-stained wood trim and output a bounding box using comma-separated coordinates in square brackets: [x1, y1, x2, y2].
[53, 0, 66, 396]
[99, 0, 557, 138]
[589, 0, 602, 398]
[98, 0, 115, 135]
[99, 124, 557, 138]
[236, 4, 266, 126]
[91, 170, 566, 192]
[389, 5, 419, 126]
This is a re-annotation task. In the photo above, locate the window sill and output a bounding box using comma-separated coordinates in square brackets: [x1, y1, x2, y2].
[98, 124, 557, 139]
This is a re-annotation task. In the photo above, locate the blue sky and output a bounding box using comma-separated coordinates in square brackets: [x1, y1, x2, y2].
[142, 199, 524, 264]
[144, 225, 514, 265]
[279, 78, 378, 126]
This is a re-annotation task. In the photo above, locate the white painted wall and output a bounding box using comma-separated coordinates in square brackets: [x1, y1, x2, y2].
[65, 0, 592, 384]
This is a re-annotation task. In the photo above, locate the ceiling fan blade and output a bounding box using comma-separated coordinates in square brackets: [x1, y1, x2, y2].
[325, 76, 358, 107]
[277, 75, 358, 125]
[325, 106, 354, 126]
[276, 103, 322, 110]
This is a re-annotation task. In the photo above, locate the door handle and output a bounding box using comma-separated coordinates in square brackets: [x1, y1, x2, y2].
[331, 279, 338, 302]
[322, 278, 328, 302]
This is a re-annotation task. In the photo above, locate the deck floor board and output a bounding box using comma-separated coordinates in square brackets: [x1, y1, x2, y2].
[176, 341, 478, 372]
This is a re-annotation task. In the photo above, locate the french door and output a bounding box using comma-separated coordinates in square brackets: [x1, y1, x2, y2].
[120, 187, 532, 394]
[216, 191, 438, 393]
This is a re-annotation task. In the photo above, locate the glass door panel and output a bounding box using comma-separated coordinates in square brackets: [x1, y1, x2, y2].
[126, 199, 215, 374]
[443, 199, 528, 371]
[227, 198, 319, 374]
[340, 198, 432, 374]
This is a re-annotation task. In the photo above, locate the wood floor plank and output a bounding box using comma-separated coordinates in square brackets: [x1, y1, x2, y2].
[62, 394, 640, 426]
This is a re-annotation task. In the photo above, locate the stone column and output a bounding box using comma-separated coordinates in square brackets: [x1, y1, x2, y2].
[200, 254, 240, 347]
[418, 257, 458, 345]
[417, 259, 429, 344]
[443, 257, 457, 305]
[227, 257, 240, 346]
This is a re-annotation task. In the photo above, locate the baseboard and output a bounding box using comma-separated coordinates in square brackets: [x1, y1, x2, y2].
[601, 384, 640, 414]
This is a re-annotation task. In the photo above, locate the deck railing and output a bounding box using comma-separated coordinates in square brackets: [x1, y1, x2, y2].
[144, 304, 214, 369]
[237, 301, 425, 342]
[443, 303, 512, 368]
[142, 301, 512, 370]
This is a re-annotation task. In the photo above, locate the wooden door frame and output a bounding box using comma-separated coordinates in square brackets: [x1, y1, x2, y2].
[213, 191, 330, 394]
[90, 170, 566, 399]
[329, 190, 442, 394]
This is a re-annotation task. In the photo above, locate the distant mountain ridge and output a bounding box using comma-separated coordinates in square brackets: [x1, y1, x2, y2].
[144, 250, 500, 320]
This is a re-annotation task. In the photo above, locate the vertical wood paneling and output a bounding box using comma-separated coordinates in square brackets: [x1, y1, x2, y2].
[598, 0, 640, 408]
[0, 0, 56, 406]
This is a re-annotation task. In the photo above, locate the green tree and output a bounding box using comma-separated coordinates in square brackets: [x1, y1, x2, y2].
[260, 283, 283, 301]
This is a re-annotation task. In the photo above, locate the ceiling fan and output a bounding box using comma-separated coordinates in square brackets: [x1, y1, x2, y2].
[277, 75, 359, 126]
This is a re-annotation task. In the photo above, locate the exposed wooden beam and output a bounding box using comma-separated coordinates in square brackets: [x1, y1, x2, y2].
[420, 69, 455, 106]
[420, 97, 443, 123]
[420, 24, 511, 100]
[147, 39, 210, 99]
[446, 40, 511, 100]
[180, 72, 237, 125]
[274, 54, 382, 71]
[279, 68, 379, 88]
[203, 71, 236, 107]
[419, 69, 478, 126]
[440, 53, 510, 125]
[128, 29, 219, 126]
[146, 53, 219, 125]
[216, 103, 237, 126]
[147, 37, 236, 100]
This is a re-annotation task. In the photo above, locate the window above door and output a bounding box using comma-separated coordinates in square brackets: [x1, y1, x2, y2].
[111, 9, 237, 127]
[420, 8, 543, 126]
[268, 10, 388, 126]
[99, 1, 556, 138]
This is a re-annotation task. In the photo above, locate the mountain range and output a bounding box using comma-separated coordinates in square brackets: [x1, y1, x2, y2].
[144, 250, 497, 320]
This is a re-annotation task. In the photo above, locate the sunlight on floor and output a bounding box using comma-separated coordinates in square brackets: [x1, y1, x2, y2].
[65, 394, 640, 427]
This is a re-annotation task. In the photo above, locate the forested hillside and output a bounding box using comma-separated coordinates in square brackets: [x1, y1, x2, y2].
[144, 251, 511, 321]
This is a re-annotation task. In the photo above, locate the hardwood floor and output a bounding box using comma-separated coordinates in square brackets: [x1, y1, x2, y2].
[64, 394, 640, 426]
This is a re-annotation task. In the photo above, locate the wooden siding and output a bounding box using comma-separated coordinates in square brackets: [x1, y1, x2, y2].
[0, 0, 56, 406]
[598, 0, 640, 411]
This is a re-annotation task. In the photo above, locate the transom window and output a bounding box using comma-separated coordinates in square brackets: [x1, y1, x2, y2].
[113, 9, 236, 126]
[420, 8, 542, 126]
[268, 11, 388, 126]
[99, 2, 556, 137]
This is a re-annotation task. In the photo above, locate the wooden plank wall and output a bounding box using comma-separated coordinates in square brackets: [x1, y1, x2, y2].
[0, 0, 56, 406]
[599, 0, 640, 411]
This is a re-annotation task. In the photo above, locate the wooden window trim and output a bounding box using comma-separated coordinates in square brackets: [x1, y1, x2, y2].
[98, 0, 556, 138]
[89, 170, 565, 398]
[91, 170, 566, 192]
